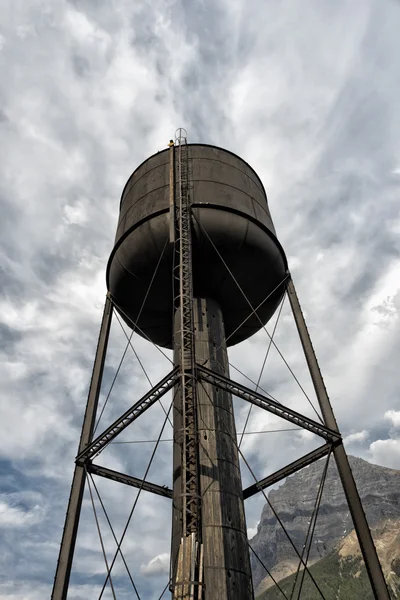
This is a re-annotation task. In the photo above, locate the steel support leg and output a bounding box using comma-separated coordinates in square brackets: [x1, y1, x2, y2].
[286, 278, 390, 600]
[51, 295, 113, 600]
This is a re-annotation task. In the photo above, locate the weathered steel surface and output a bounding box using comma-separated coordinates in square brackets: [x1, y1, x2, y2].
[87, 463, 173, 499]
[197, 365, 340, 441]
[107, 145, 287, 348]
[243, 443, 332, 499]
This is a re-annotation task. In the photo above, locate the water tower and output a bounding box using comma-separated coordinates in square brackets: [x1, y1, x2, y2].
[52, 130, 389, 599]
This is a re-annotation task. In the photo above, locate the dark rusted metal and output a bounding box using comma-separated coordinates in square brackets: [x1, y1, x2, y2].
[52, 295, 113, 600]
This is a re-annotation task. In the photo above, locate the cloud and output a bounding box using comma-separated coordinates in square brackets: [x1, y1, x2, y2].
[366, 409, 400, 469]
[1, 0, 400, 598]
[369, 439, 400, 470]
[0, 583, 51, 600]
[140, 553, 170, 576]
[344, 430, 369, 445]
[63, 200, 88, 225]
[385, 410, 400, 428]
[247, 526, 258, 540]
[0, 500, 44, 527]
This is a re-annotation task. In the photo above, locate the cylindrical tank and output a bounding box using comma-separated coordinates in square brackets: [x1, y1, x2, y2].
[107, 144, 287, 347]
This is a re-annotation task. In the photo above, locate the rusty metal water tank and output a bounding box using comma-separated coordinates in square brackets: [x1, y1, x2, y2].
[107, 144, 287, 348]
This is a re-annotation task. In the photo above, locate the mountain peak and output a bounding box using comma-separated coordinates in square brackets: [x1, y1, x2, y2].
[258, 520, 400, 599]
[251, 454, 400, 593]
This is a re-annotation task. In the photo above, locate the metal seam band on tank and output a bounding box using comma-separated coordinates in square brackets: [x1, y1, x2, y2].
[119, 159, 169, 206]
[118, 176, 271, 226]
[191, 203, 288, 271]
[118, 181, 170, 223]
[106, 208, 169, 290]
[119, 143, 269, 209]
[181, 144, 268, 193]
[120, 155, 265, 205]
[190, 180, 272, 220]
[186, 155, 265, 195]
[121, 160, 169, 201]
[107, 206, 288, 292]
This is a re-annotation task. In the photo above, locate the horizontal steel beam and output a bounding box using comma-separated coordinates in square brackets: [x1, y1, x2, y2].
[87, 463, 172, 499]
[77, 367, 179, 462]
[243, 443, 333, 499]
[197, 365, 341, 443]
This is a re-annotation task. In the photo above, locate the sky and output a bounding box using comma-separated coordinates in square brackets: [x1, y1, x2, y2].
[1, 0, 400, 598]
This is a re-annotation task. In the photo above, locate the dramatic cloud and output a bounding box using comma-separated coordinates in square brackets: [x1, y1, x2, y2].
[385, 410, 400, 429]
[140, 553, 170, 577]
[343, 430, 369, 445]
[369, 439, 400, 470]
[1, 0, 399, 598]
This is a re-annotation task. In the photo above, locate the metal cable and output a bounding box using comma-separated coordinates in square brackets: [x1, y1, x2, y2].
[201, 273, 290, 368]
[289, 453, 330, 600]
[94, 238, 170, 434]
[114, 310, 173, 428]
[108, 429, 299, 445]
[290, 474, 325, 599]
[115, 312, 153, 388]
[89, 473, 141, 600]
[157, 580, 171, 599]
[222, 273, 290, 348]
[228, 362, 282, 404]
[236, 444, 327, 600]
[192, 213, 323, 424]
[239, 294, 286, 449]
[98, 397, 175, 599]
[249, 543, 289, 600]
[94, 335, 131, 435]
[112, 301, 174, 365]
[86, 468, 117, 600]
[237, 428, 300, 435]
[294, 450, 331, 600]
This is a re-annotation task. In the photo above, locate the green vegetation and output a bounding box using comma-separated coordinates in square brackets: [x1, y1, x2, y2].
[257, 551, 398, 600]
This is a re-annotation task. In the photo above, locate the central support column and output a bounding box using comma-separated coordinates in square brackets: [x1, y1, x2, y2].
[172, 298, 253, 599]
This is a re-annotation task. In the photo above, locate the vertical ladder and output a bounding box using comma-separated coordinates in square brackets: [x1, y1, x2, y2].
[173, 129, 203, 599]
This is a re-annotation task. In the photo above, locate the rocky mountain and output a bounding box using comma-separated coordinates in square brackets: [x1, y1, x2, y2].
[257, 520, 400, 599]
[250, 455, 400, 595]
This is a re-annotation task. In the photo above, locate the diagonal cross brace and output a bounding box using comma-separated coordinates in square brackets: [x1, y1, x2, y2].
[77, 367, 179, 462]
[243, 443, 333, 499]
[87, 463, 173, 499]
[197, 365, 341, 443]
